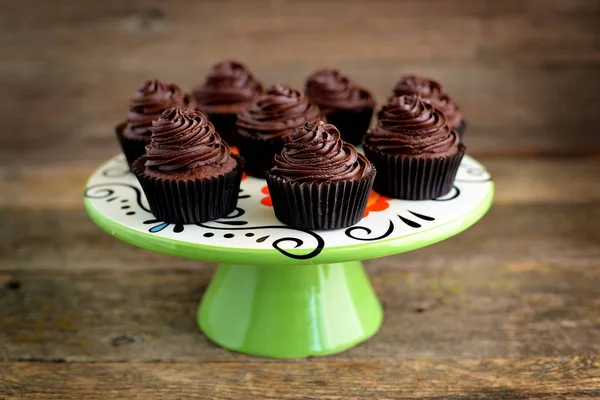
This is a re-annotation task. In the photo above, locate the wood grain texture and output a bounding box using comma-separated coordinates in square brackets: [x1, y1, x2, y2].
[1, 241, 599, 362]
[2, 0, 600, 397]
[1, 358, 599, 399]
[2, 0, 600, 165]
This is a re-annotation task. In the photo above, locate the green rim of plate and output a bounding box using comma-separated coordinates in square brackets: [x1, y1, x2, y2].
[84, 183, 494, 265]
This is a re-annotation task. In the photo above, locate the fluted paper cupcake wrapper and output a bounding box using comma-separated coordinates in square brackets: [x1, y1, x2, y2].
[324, 107, 374, 145]
[364, 144, 465, 200]
[132, 155, 244, 224]
[266, 168, 376, 230]
[234, 130, 287, 178]
[116, 123, 151, 170]
[205, 112, 238, 145]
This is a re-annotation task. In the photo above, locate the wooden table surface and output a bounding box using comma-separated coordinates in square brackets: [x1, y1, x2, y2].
[1, 0, 599, 398]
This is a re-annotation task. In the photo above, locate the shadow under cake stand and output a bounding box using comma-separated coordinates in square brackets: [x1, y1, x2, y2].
[84, 154, 494, 359]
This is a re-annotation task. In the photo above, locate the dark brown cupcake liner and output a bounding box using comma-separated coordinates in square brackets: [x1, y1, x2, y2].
[324, 107, 374, 145]
[457, 120, 467, 140]
[205, 112, 238, 145]
[234, 130, 287, 178]
[266, 168, 376, 230]
[116, 123, 150, 170]
[363, 144, 465, 200]
[132, 155, 244, 224]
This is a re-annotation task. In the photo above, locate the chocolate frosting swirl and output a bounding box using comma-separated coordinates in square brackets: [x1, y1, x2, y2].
[430, 94, 462, 129]
[272, 121, 371, 182]
[236, 84, 321, 139]
[392, 75, 463, 128]
[367, 95, 460, 158]
[393, 75, 444, 99]
[126, 79, 195, 138]
[144, 107, 230, 172]
[193, 60, 262, 107]
[305, 68, 374, 110]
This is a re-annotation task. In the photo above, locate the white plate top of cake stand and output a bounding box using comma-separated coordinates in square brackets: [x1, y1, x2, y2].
[84, 154, 493, 265]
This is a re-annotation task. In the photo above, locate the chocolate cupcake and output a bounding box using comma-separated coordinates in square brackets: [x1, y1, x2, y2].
[305, 69, 375, 145]
[117, 79, 195, 169]
[393, 75, 466, 138]
[132, 107, 243, 224]
[193, 60, 263, 144]
[267, 121, 375, 230]
[364, 95, 464, 200]
[234, 84, 321, 177]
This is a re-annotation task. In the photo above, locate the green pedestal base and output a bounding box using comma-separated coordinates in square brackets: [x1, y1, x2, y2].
[198, 261, 382, 358]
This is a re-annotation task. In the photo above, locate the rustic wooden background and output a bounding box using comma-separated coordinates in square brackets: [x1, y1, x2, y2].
[1, 0, 600, 398]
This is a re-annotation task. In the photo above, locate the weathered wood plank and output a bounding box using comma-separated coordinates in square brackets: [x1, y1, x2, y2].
[2, 204, 599, 272]
[0, 358, 598, 399]
[2, 0, 600, 164]
[1, 1, 599, 397]
[2, 158, 600, 210]
[1, 250, 598, 362]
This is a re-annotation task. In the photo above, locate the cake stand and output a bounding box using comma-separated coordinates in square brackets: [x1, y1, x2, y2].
[84, 154, 493, 358]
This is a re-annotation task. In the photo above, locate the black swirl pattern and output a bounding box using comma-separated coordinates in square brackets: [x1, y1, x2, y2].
[84, 183, 151, 213]
[102, 164, 132, 178]
[432, 185, 460, 201]
[345, 220, 395, 241]
[345, 210, 436, 239]
[196, 223, 324, 259]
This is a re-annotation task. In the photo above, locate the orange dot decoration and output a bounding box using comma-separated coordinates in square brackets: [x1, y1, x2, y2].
[230, 147, 248, 181]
